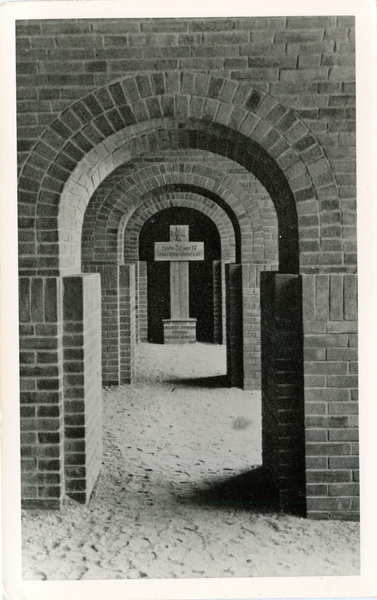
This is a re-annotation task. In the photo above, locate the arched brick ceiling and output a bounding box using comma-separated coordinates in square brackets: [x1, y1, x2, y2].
[122, 192, 237, 264]
[80, 160, 277, 266]
[17, 73, 342, 276]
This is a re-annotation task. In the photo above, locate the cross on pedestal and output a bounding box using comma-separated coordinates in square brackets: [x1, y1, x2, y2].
[154, 225, 204, 343]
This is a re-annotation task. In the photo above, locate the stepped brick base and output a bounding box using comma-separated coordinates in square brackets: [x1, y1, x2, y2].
[163, 319, 197, 344]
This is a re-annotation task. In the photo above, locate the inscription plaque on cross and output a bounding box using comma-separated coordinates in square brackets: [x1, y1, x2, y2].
[154, 225, 204, 343]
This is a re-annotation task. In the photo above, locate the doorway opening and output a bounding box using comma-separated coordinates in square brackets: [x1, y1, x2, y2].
[139, 207, 222, 345]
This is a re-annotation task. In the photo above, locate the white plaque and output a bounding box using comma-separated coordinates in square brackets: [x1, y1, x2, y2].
[155, 242, 204, 261]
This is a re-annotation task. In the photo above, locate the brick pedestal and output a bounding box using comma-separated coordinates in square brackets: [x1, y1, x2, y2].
[163, 318, 197, 344]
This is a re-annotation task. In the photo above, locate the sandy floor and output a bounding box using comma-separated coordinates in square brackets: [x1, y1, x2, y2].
[22, 343, 360, 580]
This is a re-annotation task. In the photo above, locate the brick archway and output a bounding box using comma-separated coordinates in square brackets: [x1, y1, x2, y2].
[68, 118, 297, 274]
[18, 71, 358, 519]
[81, 167, 270, 267]
[18, 72, 342, 279]
[123, 193, 238, 347]
[122, 191, 237, 263]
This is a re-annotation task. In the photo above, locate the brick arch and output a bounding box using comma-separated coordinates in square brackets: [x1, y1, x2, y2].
[17, 72, 342, 278]
[121, 191, 237, 263]
[81, 163, 271, 267]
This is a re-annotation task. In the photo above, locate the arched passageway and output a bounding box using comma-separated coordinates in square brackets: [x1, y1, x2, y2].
[18, 67, 358, 521]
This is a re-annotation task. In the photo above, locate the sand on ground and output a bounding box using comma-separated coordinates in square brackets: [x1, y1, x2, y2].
[21, 343, 360, 580]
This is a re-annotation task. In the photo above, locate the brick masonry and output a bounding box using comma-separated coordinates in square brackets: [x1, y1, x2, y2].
[163, 319, 197, 344]
[19, 276, 64, 509]
[302, 273, 358, 519]
[119, 265, 136, 383]
[136, 261, 148, 342]
[16, 16, 358, 519]
[120, 184, 239, 265]
[226, 264, 244, 388]
[213, 260, 223, 344]
[83, 264, 136, 385]
[62, 274, 102, 503]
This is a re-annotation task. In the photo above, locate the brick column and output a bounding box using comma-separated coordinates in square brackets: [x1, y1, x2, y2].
[62, 274, 102, 503]
[137, 261, 148, 342]
[83, 265, 120, 386]
[83, 265, 136, 385]
[222, 261, 227, 345]
[260, 272, 306, 515]
[242, 263, 263, 391]
[119, 265, 136, 384]
[226, 264, 243, 388]
[19, 276, 64, 509]
[99, 265, 121, 386]
[213, 260, 222, 344]
[303, 274, 359, 520]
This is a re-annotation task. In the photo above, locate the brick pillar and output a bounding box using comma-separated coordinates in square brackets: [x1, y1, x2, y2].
[98, 265, 121, 386]
[226, 264, 243, 388]
[19, 276, 64, 509]
[62, 274, 102, 503]
[213, 260, 222, 344]
[83, 265, 136, 385]
[119, 265, 136, 384]
[260, 272, 306, 516]
[137, 261, 148, 342]
[222, 261, 227, 344]
[242, 263, 263, 391]
[83, 265, 120, 386]
[303, 274, 359, 520]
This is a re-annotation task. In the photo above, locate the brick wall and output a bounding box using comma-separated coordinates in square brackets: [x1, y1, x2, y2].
[121, 185, 240, 265]
[17, 17, 356, 279]
[303, 274, 358, 519]
[16, 16, 358, 518]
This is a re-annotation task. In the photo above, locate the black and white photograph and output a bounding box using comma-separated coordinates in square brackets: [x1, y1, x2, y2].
[1, 0, 376, 598]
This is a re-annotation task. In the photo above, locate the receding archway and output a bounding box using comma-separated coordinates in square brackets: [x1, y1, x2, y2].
[18, 72, 340, 516]
[139, 206, 222, 344]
